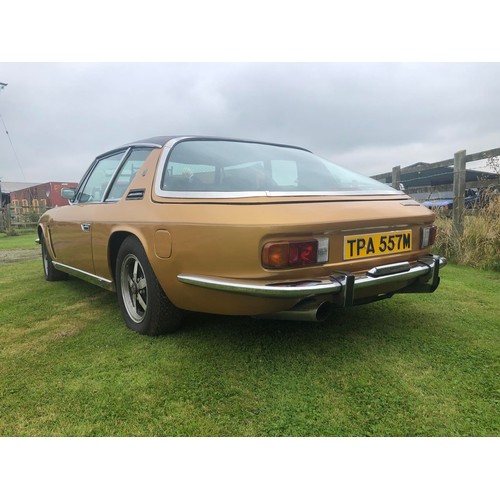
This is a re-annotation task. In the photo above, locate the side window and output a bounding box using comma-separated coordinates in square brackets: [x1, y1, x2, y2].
[77, 151, 125, 203]
[106, 148, 153, 201]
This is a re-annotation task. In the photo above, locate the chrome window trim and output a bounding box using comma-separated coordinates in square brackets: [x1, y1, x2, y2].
[74, 148, 129, 204]
[102, 147, 132, 202]
[154, 136, 194, 198]
[121, 142, 164, 149]
[98, 142, 163, 158]
[104, 146, 155, 202]
[154, 138, 399, 199]
[74, 145, 156, 205]
[155, 189, 401, 200]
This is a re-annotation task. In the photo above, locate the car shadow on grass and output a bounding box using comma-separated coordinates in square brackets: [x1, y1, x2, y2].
[171, 296, 434, 352]
[60, 275, 441, 356]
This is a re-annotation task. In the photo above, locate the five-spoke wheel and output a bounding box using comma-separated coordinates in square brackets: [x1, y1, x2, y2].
[120, 254, 148, 323]
[115, 236, 183, 335]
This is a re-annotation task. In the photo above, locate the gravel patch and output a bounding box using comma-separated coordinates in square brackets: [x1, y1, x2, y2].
[0, 248, 41, 263]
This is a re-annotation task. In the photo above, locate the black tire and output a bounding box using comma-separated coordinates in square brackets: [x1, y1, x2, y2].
[41, 234, 68, 281]
[115, 236, 183, 336]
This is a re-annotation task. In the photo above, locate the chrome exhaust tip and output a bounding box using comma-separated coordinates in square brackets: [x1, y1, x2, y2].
[313, 301, 333, 322]
[255, 299, 333, 322]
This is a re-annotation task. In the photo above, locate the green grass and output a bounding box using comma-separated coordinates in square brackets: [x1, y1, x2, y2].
[0, 251, 498, 436]
[0, 230, 39, 250]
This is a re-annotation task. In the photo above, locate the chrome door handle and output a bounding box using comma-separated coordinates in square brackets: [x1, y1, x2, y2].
[81, 223, 91, 232]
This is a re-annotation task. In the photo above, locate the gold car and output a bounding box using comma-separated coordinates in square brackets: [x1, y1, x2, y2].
[38, 136, 446, 335]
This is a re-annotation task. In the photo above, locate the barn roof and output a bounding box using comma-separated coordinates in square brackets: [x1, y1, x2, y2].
[373, 165, 499, 188]
[0, 181, 40, 194]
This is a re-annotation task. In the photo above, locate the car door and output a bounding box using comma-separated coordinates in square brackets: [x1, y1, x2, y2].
[49, 150, 127, 275]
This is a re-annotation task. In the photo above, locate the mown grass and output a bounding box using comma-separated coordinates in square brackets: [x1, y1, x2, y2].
[0, 230, 39, 250]
[0, 249, 498, 436]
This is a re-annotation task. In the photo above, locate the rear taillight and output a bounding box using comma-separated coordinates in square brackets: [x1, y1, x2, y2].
[421, 225, 437, 248]
[262, 238, 328, 269]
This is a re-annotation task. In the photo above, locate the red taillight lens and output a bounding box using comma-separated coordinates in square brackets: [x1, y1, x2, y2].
[421, 225, 437, 248]
[289, 241, 318, 266]
[262, 240, 323, 268]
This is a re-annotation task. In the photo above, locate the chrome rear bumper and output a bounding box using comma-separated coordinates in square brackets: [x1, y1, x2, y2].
[178, 255, 447, 306]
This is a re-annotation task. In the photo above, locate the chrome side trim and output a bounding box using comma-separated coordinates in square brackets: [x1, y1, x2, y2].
[177, 255, 447, 299]
[53, 262, 115, 291]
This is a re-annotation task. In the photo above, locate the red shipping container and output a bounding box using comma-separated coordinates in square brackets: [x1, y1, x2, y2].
[9, 182, 78, 208]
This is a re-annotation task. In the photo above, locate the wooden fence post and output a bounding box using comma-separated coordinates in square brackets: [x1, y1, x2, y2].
[392, 166, 401, 190]
[453, 150, 467, 235]
[4, 203, 12, 233]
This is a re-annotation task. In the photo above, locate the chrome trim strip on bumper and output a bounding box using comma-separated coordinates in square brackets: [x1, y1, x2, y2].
[178, 255, 447, 300]
[53, 261, 115, 291]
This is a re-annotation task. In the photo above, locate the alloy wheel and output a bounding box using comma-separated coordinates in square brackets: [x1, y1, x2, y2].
[120, 254, 148, 323]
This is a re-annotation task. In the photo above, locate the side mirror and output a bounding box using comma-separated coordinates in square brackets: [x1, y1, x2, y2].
[62, 188, 76, 200]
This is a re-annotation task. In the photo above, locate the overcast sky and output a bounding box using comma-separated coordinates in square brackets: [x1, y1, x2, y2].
[1, 62, 499, 185]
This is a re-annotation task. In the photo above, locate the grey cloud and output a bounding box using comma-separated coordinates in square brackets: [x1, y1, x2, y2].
[1, 62, 499, 182]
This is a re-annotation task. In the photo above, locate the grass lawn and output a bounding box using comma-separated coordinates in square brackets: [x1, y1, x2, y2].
[0, 232, 498, 436]
[0, 230, 39, 249]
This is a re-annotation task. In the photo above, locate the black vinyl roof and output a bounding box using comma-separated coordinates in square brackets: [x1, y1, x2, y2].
[115, 135, 311, 152]
[121, 136, 176, 147]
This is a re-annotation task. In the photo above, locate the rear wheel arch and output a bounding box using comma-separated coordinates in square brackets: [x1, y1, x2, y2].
[108, 230, 150, 279]
[109, 231, 132, 281]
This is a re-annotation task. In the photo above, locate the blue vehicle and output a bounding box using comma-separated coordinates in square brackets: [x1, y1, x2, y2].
[422, 189, 480, 210]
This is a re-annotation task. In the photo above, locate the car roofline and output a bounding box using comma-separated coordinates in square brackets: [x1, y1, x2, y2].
[98, 135, 313, 159]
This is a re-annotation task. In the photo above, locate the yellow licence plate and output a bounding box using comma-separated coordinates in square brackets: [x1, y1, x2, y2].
[344, 230, 412, 260]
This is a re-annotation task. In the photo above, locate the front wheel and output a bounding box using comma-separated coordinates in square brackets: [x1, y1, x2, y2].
[115, 236, 183, 336]
[41, 234, 68, 281]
